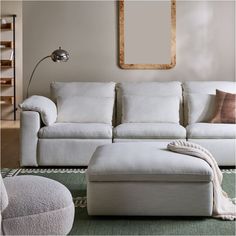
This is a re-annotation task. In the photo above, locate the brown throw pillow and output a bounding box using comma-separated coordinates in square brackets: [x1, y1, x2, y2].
[210, 89, 236, 124]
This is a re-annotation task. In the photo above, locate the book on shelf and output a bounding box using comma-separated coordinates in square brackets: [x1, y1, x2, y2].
[9, 50, 14, 60]
[0, 19, 7, 24]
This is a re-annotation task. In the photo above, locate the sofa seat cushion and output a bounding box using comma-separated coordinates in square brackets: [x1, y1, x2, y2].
[2, 175, 74, 235]
[114, 123, 186, 139]
[88, 143, 213, 182]
[38, 123, 112, 139]
[187, 123, 236, 139]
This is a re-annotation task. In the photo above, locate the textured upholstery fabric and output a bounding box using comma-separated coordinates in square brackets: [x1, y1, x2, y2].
[183, 81, 236, 166]
[20, 81, 236, 167]
[3, 205, 74, 235]
[187, 123, 236, 139]
[187, 94, 216, 124]
[114, 139, 185, 143]
[3, 176, 73, 218]
[116, 82, 183, 125]
[20, 82, 116, 167]
[88, 143, 213, 182]
[19, 95, 57, 126]
[183, 81, 236, 125]
[183, 81, 236, 94]
[210, 90, 236, 124]
[38, 139, 112, 166]
[87, 181, 213, 216]
[20, 111, 41, 167]
[51, 81, 115, 101]
[114, 123, 186, 139]
[1, 176, 8, 234]
[167, 140, 235, 221]
[39, 123, 112, 139]
[51, 82, 115, 124]
[0, 175, 8, 213]
[2, 175, 74, 235]
[122, 95, 180, 123]
[57, 96, 114, 124]
[118, 82, 182, 97]
[87, 143, 213, 216]
[188, 139, 236, 166]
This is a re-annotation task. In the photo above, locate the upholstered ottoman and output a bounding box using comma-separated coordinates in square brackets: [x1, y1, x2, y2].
[87, 143, 213, 216]
[1, 175, 74, 235]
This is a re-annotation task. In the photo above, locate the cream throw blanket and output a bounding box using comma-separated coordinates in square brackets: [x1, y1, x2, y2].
[167, 140, 236, 221]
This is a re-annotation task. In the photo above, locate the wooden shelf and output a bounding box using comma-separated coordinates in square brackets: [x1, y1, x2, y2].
[0, 41, 13, 49]
[0, 60, 13, 68]
[0, 96, 14, 105]
[0, 78, 14, 87]
[0, 23, 12, 31]
[1, 15, 17, 120]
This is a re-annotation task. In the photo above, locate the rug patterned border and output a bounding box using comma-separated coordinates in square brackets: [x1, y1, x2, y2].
[2, 168, 235, 177]
[1, 168, 87, 177]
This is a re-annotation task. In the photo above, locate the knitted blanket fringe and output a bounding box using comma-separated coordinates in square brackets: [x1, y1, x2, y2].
[167, 140, 236, 221]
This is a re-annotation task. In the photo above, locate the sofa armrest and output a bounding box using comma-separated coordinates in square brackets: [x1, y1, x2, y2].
[19, 95, 57, 126]
[20, 111, 41, 166]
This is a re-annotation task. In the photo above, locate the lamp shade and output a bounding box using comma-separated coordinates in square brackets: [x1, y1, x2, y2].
[51, 47, 69, 62]
[26, 47, 69, 97]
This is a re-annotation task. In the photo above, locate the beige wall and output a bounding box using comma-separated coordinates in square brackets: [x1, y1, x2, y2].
[23, 1, 235, 98]
[124, 1, 171, 64]
[1, 1, 23, 120]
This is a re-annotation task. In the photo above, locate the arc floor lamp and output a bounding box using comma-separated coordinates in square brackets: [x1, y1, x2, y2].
[26, 47, 69, 98]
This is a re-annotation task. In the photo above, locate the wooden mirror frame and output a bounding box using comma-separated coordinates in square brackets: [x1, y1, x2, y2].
[119, 0, 176, 69]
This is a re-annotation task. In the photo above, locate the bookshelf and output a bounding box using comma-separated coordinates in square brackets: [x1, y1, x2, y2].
[0, 15, 16, 120]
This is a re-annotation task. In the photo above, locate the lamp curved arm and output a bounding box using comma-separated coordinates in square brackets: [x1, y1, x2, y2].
[26, 55, 51, 98]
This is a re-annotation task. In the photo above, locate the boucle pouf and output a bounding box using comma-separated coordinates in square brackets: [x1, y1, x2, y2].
[1, 175, 74, 235]
[87, 142, 213, 216]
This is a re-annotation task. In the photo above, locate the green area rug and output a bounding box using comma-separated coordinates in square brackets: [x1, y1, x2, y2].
[1, 168, 236, 235]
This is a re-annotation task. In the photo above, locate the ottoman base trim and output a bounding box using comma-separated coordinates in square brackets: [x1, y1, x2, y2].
[87, 181, 213, 216]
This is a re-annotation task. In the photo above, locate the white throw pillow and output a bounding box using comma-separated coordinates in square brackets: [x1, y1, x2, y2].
[19, 95, 57, 126]
[122, 95, 180, 123]
[187, 93, 216, 124]
[116, 82, 182, 124]
[57, 96, 114, 124]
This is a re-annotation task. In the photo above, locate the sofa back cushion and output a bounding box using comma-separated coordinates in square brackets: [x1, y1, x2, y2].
[187, 94, 216, 124]
[51, 82, 115, 101]
[183, 81, 236, 125]
[116, 82, 183, 125]
[122, 95, 180, 123]
[51, 82, 115, 124]
[57, 96, 114, 124]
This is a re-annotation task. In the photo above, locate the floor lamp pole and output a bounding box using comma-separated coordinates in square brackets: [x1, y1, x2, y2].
[26, 55, 50, 98]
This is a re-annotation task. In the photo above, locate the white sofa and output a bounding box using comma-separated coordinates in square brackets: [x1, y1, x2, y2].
[20, 81, 236, 167]
[183, 81, 236, 166]
[114, 82, 186, 143]
[20, 82, 115, 166]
